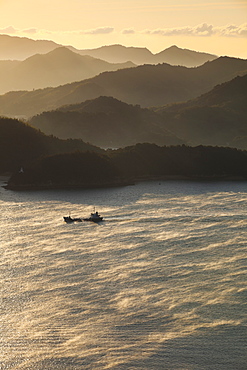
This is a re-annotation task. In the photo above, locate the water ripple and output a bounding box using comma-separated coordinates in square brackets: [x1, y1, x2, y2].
[0, 180, 246, 369]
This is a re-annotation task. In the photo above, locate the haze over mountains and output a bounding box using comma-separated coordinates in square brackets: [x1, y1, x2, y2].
[0, 34, 246, 153]
[0, 47, 135, 94]
[155, 74, 247, 149]
[70, 44, 217, 67]
[0, 34, 59, 60]
[30, 96, 182, 148]
[30, 74, 247, 149]
[0, 34, 217, 95]
[0, 34, 216, 67]
[0, 55, 246, 118]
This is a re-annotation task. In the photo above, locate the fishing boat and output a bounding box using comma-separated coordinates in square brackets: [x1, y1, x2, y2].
[83, 210, 103, 223]
[63, 216, 82, 223]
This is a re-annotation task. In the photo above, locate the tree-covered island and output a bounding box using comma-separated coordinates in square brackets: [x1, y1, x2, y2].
[1, 117, 247, 190]
[5, 143, 247, 190]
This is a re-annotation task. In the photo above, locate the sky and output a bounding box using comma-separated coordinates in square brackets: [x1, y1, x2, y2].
[0, 0, 246, 58]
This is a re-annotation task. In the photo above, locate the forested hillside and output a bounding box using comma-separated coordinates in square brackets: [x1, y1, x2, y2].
[30, 73, 247, 149]
[0, 56, 246, 117]
[30, 96, 183, 148]
[6, 143, 247, 190]
[155, 74, 247, 148]
[0, 117, 103, 173]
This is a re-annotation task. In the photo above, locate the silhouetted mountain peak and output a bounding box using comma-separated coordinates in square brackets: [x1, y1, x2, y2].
[77, 44, 216, 66]
[60, 96, 138, 115]
[165, 45, 179, 50]
[199, 56, 247, 75]
[190, 73, 247, 107]
[47, 46, 75, 56]
[0, 34, 59, 60]
[77, 44, 154, 65]
[16, 47, 87, 71]
[87, 44, 152, 53]
[44, 47, 90, 64]
[0, 46, 136, 95]
[203, 55, 246, 65]
[1, 54, 247, 118]
[155, 45, 217, 66]
[30, 96, 183, 148]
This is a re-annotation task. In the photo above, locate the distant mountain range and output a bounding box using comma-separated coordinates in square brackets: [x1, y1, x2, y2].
[0, 34, 246, 151]
[0, 56, 246, 118]
[0, 34, 216, 67]
[0, 47, 135, 94]
[29, 74, 247, 149]
[30, 96, 183, 148]
[70, 44, 217, 67]
[0, 34, 59, 60]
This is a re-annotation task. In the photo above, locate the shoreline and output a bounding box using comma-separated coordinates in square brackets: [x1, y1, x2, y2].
[3, 175, 246, 191]
[3, 181, 134, 191]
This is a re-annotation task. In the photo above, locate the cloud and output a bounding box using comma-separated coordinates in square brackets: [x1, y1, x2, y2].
[0, 26, 115, 38]
[0, 26, 18, 34]
[3, 23, 246, 41]
[216, 23, 247, 37]
[80, 27, 114, 35]
[122, 29, 135, 35]
[143, 23, 247, 38]
[144, 24, 215, 37]
[23, 28, 38, 34]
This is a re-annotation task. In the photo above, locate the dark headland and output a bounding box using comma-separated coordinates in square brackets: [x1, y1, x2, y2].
[4, 144, 247, 190]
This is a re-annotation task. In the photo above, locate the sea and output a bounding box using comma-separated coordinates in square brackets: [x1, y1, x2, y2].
[0, 177, 246, 369]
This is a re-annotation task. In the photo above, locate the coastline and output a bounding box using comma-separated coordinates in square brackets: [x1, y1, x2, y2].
[3, 180, 134, 191]
[3, 175, 246, 191]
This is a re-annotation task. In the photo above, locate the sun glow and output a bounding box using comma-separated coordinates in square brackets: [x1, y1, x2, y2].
[0, 0, 246, 57]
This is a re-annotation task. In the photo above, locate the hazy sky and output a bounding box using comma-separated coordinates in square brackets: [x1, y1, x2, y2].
[0, 0, 246, 57]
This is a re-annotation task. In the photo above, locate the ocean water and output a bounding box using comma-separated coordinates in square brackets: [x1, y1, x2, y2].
[0, 178, 246, 369]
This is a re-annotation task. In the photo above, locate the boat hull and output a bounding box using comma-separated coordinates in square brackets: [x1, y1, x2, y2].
[63, 216, 82, 223]
[83, 217, 103, 223]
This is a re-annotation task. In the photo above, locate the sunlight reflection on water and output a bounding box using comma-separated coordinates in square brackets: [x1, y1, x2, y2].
[0, 180, 247, 369]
